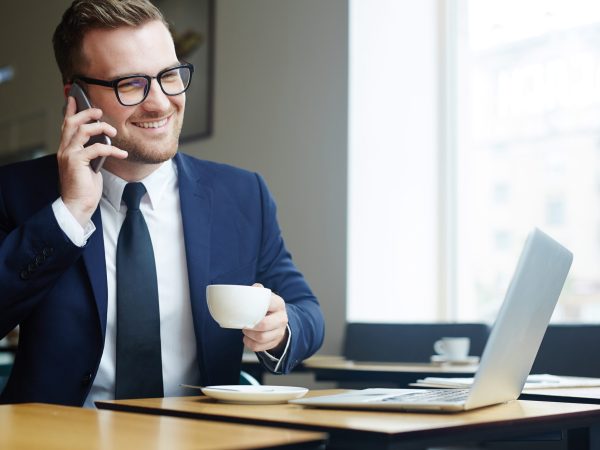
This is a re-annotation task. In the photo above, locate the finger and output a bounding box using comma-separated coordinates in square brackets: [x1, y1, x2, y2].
[266, 293, 285, 314]
[61, 108, 105, 150]
[244, 309, 287, 336]
[63, 107, 104, 130]
[252, 283, 264, 288]
[64, 96, 77, 118]
[84, 143, 128, 162]
[58, 143, 127, 171]
[244, 335, 283, 352]
[243, 326, 284, 344]
[79, 121, 117, 139]
[69, 122, 118, 149]
[61, 98, 81, 146]
[246, 311, 285, 333]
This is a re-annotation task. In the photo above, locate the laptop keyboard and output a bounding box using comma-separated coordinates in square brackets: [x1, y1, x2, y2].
[381, 389, 470, 403]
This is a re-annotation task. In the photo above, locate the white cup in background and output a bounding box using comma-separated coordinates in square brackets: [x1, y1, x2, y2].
[206, 284, 271, 329]
[433, 337, 470, 361]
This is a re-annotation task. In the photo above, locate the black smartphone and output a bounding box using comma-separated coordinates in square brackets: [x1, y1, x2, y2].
[68, 82, 111, 172]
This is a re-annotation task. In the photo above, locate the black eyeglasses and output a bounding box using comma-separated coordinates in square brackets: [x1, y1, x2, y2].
[73, 62, 194, 106]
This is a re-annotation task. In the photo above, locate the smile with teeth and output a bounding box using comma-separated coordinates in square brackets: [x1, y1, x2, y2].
[132, 117, 169, 129]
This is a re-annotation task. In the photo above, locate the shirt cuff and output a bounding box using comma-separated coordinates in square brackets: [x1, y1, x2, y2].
[52, 198, 95, 247]
[257, 324, 291, 373]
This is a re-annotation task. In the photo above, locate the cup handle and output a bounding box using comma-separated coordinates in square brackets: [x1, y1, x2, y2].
[433, 340, 445, 355]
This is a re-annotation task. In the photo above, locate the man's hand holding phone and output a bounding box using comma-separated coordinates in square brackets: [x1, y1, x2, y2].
[57, 90, 127, 226]
[68, 82, 112, 172]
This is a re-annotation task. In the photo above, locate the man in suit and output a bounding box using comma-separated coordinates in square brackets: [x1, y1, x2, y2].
[0, 0, 324, 407]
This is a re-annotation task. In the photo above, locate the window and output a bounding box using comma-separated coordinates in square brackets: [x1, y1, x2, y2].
[455, 0, 600, 322]
[347, 1, 441, 322]
[348, 0, 600, 323]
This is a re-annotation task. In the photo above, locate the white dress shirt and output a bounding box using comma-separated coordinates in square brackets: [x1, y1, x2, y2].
[91, 160, 198, 406]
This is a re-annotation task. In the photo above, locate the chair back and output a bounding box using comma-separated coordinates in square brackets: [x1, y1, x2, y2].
[531, 324, 600, 377]
[344, 322, 490, 362]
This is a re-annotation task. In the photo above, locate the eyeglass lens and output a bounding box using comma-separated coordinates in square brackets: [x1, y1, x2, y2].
[116, 66, 191, 106]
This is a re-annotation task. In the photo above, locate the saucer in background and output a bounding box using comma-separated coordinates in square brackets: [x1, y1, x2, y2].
[430, 355, 480, 365]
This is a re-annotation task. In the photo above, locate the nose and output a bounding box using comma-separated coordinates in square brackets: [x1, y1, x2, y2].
[140, 78, 171, 111]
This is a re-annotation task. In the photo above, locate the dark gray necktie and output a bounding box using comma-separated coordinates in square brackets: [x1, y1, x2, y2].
[115, 182, 163, 399]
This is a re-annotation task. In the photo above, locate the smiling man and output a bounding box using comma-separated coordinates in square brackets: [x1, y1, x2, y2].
[0, 0, 324, 407]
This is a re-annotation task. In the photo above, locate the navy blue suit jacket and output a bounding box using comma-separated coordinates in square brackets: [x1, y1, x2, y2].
[0, 152, 324, 406]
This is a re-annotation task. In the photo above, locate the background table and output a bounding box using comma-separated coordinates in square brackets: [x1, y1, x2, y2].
[97, 390, 600, 450]
[0, 403, 326, 450]
[521, 386, 600, 405]
[302, 355, 478, 387]
[242, 353, 478, 387]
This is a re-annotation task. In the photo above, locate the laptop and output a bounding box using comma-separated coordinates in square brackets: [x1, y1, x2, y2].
[292, 228, 573, 412]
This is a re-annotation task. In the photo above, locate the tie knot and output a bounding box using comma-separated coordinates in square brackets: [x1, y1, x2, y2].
[122, 182, 147, 211]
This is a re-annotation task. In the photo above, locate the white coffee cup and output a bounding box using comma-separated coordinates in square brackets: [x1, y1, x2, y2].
[206, 284, 271, 329]
[433, 337, 470, 361]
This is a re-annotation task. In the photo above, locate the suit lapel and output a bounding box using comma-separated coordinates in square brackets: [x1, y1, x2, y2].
[175, 153, 213, 382]
[81, 207, 109, 336]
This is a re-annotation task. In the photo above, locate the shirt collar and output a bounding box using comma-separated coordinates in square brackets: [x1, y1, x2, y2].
[101, 159, 177, 212]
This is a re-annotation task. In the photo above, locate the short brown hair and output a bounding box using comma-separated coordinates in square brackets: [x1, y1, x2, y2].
[53, 0, 169, 84]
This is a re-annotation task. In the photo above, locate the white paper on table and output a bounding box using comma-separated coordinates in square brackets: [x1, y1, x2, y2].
[411, 374, 600, 390]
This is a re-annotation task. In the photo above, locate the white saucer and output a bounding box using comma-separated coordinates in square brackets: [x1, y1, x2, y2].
[430, 355, 480, 365]
[199, 385, 309, 404]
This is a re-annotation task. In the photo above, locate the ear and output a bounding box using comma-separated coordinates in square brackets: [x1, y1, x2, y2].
[63, 83, 72, 99]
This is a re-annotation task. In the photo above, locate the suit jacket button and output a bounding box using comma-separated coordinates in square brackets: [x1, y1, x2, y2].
[82, 372, 93, 386]
[20, 270, 30, 280]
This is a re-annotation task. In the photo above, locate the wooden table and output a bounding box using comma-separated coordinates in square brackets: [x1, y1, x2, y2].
[242, 354, 478, 388]
[302, 355, 478, 387]
[242, 353, 477, 387]
[0, 403, 326, 450]
[521, 386, 600, 405]
[97, 390, 600, 450]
